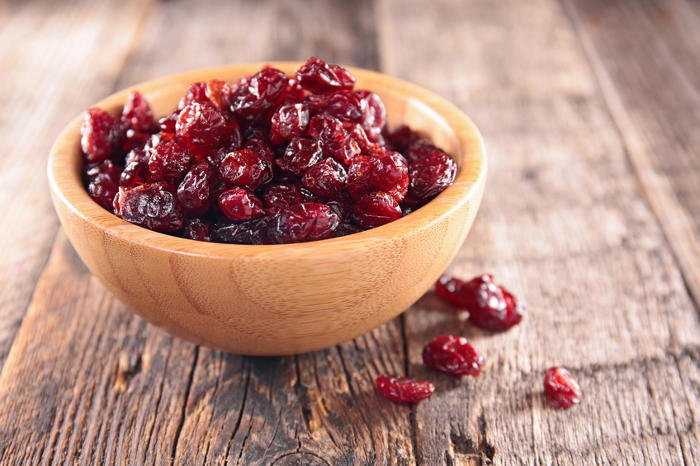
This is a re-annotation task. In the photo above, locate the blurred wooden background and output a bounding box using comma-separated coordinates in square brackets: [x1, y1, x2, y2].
[1, 0, 699, 464]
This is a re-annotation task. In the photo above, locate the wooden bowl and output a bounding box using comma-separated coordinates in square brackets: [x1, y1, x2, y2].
[47, 63, 487, 355]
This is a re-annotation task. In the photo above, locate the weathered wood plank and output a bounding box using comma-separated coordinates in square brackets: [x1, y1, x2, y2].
[379, 0, 700, 464]
[0, 0, 156, 367]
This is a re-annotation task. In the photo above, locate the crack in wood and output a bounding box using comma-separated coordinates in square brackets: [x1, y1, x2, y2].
[169, 346, 198, 464]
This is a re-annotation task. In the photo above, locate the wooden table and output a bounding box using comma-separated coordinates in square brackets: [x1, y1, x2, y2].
[1, 0, 699, 464]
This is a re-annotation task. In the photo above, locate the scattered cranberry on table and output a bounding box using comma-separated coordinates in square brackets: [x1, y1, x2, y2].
[81, 57, 458, 244]
[375, 374, 435, 403]
[422, 335, 485, 376]
[435, 273, 524, 331]
[544, 367, 582, 409]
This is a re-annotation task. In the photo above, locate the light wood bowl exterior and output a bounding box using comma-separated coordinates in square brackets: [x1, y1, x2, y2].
[47, 63, 486, 355]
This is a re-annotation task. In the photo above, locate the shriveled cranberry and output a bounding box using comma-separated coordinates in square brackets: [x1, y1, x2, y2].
[263, 183, 303, 214]
[356, 90, 386, 142]
[219, 149, 274, 191]
[276, 137, 323, 176]
[177, 163, 212, 216]
[81, 108, 123, 163]
[244, 136, 274, 160]
[268, 203, 339, 243]
[88, 174, 118, 210]
[407, 146, 457, 204]
[422, 335, 485, 377]
[183, 218, 211, 242]
[346, 123, 375, 153]
[308, 114, 360, 165]
[175, 102, 232, 155]
[148, 140, 191, 183]
[296, 57, 355, 93]
[544, 367, 581, 409]
[120, 149, 149, 187]
[325, 193, 353, 222]
[353, 192, 402, 228]
[113, 183, 183, 232]
[375, 374, 434, 404]
[306, 91, 364, 122]
[218, 187, 265, 221]
[121, 91, 157, 133]
[212, 217, 270, 245]
[121, 129, 152, 154]
[384, 125, 419, 152]
[231, 67, 288, 124]
[86, 160, 122, 183]
[205, 79, 234, 112]
[178, 82, 210, 109]
[302, 158, 347, 198]
[270, 103, 310, 146]
[435, 274, 524, 332]
[158, 112, 179, 134]
[370, 150, 408, 202]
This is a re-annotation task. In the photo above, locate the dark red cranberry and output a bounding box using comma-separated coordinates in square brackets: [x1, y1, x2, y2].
[308, 114, 360, 165]
[346, 123, 375, 153]
[183, 218, 211, 242]
[121, 91, 157, 133]
[370, 150, 408, 202]
[177, 163, 212, 216]
[384, 125, 419, 152]
[375, 374, 434, 404]
[218, 188, 265, 221]
[263, 183, 303, 214]
[175, 102, 231, 155]
[231, 67, 288, 124]
[120, 149, 149, 187]
[244, 137, 274, 161]
[296, 57, 355, 93]
[113, 183, 183, 232]
[178, 82, 210, 109]
[302, 158, 347, 198]
[325, 193, 353, 222]
[435, 274, 524, 332]
[276, 137, 323, 176]
[268, 203, 339, 243]
[306, 91, 364, 122]
[356, 90, 386, 142]
[158, 112, 179, 134]
[147, 140, 191, 183]
[544, 367, 581, 409]
[270, 103, 310, 145]
[212, 217, 270, 245]
[422, 335, 485, 376]
[353, 192, 402, 228]
[219, 149, 274, 191]
[81, 108, 123, 163]
[121, 128, 152, 154]
[205, 79, 234, 112]
[86, 160, 122, 183]
[88, 174, 119, 210]
[407, 146, 457, 204]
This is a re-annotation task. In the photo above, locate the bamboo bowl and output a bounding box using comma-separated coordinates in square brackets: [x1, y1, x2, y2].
[47, 63, 487, 355]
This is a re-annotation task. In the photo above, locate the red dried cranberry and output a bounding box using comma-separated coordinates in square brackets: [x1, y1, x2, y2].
[175, 102, 231, 156]
[268, 203, 339, 243]
[384, 125, 419, 152]
[263, 183, 303, 214]
[219, 149, 273, 191]
[178, 82, 210, 109]
[435, 274, 524, 332]
[177, 163, 212, 216]
[244, 136, 274, 161]
[231, 67, 288, 124]
[356, 90, 386, 142]
[296, 57, 355, 93]
[544, 367, 581, 409]
[325, 193, 353, 222]
[88, 174, 119, 210]
[113, 183, 183, 232]
[302, 158, 347, 198]
[353, 192, 402, 228]
[422, 335, 485, 376]
[148, 140, 191, 183]
[86, 160, 122, 183]
[375, 374, 434, 404]
[276, 137, 323, 176]
[270, 103, 310, 146]
[308, 114, 360, 165]
[306, 91, 364, 122]
[81, 108, 123, 163]
[158, 112, 179, 134]
[120, 149, 149, 187]
[346, 123, 375, 153]
[212, 217, 270, 245]
[183, 218, 211, 242]
[407, 146, 457, 204]
[218, 187, 265, 221]
[370, 150, 408, 202]
[121, 129, 152, 154]
[205, 79, 234, 112]
[121, 91, 157, 133]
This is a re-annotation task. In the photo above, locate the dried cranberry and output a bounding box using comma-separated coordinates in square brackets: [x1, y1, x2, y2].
[346, 123, 375, 153]
[296, 57, 355, 93]
[407, 146, 457, 204]
[212, 217, 270, 245]
[353, 192, 402, 228]
[325, 193, 353, 222]
[544, 367, 581, 409]
[177, 163, 212, 216]
[306, 91, 364, 122]
[231, 67, 288, 124]
[205, 79, 234, 112]
[148, 140, 191, 183]
[121, 129, 152, 154]
[120, 149, 149, 187]
[121, 91, 157, 133]
[384, 125, 419, 152]
[435, 274, 524, 332]
[422, 335, 485, 376]
[219, 149, 273, 191]
[218, 187, 265, 221]
[244, 137, 274, 161]
[279, 78, 306, 104]
[176, 102, 231, 155]
[375, 374, 434, 404]
[268, 203, 339, 243]
[178, 82, 210, 109]
[113, 183, 183, 232]
[81, 108, 123, 163]
[263, 183, 303, 214]
[308, 114, 360, 165]
[86, 160, 122, 183]
[183, 218, 211, 242]
[356, 90, 386, 142]
[302, 158, 347, 198]
[270, 103, 310, 146]
[158, 112, 179, 134]
[371, 150, 408, 202]
[88, 174, 118, 210]
[276, 137, 323, 176]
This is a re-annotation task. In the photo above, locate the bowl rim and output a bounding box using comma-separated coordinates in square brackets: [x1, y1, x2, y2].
[48, 62, 486, 259]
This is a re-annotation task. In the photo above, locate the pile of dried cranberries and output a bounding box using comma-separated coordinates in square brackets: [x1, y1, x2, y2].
[80, 57, 458, 244]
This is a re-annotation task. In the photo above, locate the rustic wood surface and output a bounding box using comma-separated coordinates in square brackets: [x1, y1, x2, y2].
[0, 0, 698, 464]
